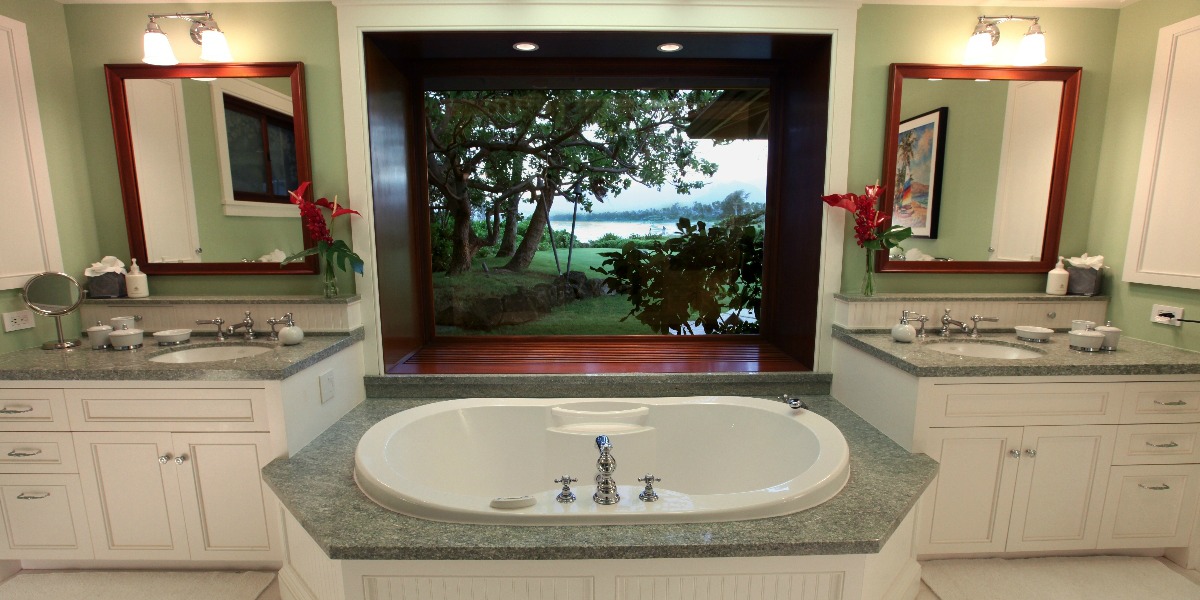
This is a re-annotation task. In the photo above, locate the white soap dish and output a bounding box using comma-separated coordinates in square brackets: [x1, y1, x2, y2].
[153, 329, 192, 346]
[1015, 325, 1053, 343]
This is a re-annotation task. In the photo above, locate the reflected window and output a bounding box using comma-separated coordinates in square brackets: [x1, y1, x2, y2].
[223, 93, 298, 203]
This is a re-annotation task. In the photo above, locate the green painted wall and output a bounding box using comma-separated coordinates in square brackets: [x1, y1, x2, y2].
[1088, 0, 1200, 350]
[898, 79, 1007, 262]
[0, 0, 99, 355]
[62, 2, 352, 297]
[848, 5, 1119, 293]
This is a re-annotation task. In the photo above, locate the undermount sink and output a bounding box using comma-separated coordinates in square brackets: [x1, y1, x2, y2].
[926, 341, 1044, 360]
[149, 345, 273, 364]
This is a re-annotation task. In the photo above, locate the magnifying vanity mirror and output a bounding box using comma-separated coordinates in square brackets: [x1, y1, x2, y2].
[878, 63, 1081, 273]
[22, 272, 84, 350]
[104, 62, 317, 275]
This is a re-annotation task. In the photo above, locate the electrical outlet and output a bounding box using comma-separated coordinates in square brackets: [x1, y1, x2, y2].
[318, 370, 335, 404]
[1151, 304, 1184, 326]
[2, 310, 34, 332]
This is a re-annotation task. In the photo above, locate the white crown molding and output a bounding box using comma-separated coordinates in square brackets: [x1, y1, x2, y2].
[57, 0, 1137, 8]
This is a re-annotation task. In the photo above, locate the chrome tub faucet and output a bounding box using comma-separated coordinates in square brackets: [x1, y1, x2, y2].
[593, 435, 620, 505]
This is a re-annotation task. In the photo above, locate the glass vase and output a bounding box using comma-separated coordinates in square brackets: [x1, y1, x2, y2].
[861, 251, 875, 297]
[322, 257, 339, 299]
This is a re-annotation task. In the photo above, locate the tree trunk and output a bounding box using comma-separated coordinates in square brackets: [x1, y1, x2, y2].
[503, 189, 551, 272]
[443, 177, 481, 275]
[496, 196, 520, 257]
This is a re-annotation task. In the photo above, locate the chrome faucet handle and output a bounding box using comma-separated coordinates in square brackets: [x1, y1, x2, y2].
[969, 315, 1001, 338]
[638, 474, 661, 502]
[554, 475, 578, 503]
[912, 313, 929, 339]
[195, 317, 226, 341]
[595, 435, 611, 451]
[782, 396, 809, 410]
[265, 313, 291, 341]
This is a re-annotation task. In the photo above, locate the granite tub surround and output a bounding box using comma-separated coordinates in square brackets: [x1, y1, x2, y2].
[0, 329, 364, 381]
[364, 371, 833, 399]
[261, 395, 937, 560]
[832, 326, 1200, 378]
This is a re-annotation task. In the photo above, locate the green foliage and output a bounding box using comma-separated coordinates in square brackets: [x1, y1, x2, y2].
[588, 233, 669, 250]
[553, 191, 763, 224]
[593, 213, 763, 335]
[280, 240, 364, 276]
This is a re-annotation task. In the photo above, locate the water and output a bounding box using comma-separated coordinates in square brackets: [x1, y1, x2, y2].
[548, 220, 677, 243]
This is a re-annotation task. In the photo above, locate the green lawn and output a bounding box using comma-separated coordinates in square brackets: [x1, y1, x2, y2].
[433, 248, 618, 301]
[439, 294, 657, 336]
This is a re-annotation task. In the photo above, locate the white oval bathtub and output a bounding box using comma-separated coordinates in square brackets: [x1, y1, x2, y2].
[353, 396, 850, 525]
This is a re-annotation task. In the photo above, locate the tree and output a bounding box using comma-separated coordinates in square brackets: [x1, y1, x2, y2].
[425, 89, 720, 274]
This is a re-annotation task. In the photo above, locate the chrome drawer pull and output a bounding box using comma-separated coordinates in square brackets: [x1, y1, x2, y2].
[16, 492, 49, 500]
[1146, 441, 1180, 449]
[0, 405, 34, 414]
[6, 448, 42, 457]
[1139, 483, 1171, 491]
[1153, 399, 1189, 406]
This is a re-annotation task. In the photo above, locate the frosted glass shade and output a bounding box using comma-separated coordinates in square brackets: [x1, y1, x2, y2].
[142, 31, 178, 65]
[963, 32, 994, 65]
[200, 29, 232, 62]
[1017, 32, 1047, 66]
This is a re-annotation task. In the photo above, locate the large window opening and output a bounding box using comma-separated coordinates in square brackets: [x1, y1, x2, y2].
[363, 32, 831, 373]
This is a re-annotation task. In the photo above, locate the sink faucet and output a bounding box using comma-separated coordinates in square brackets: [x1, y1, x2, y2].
[195, 317, 225, 341]
[940, 308, 968, 337]
[969, 314, 1001, 338]
[226, 311, 256, 340]
[593, 435, 620, 505]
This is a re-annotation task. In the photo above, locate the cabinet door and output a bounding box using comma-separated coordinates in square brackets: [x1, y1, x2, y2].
[1006, 425, 1115, 552]
[1098, 464, 1200, 549]
[0, 474, 92, 559]
[918, 427, 1023, 554]
[74, 432, 189, 559]
[173, 432, 280, 560]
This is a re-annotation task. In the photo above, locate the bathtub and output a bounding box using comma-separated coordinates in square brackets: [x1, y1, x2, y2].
[353, 396, 850, 525]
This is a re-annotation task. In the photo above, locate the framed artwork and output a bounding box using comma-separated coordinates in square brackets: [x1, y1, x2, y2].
[893, 107, 947, 239]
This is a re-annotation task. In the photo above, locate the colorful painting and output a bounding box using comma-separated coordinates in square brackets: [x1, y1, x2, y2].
[893, 107, 947, 239]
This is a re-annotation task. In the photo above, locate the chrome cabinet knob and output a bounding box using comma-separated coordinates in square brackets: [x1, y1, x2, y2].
[174, 454, 188, 465]
[1009, 449, 1021, 459]
[158, 454, 172, 464]
[1025, 448, 1037, 458]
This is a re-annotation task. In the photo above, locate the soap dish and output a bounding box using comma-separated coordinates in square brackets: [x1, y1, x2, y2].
[153, 329, 192, 346]
[1015, 325, 1053, 343]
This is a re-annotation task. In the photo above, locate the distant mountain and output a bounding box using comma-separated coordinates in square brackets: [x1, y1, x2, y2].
[551, 181, 766, 221]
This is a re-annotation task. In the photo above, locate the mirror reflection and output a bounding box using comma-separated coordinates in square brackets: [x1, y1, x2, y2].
[105, 62, 315, 276]
[124, 77, 301, 264]
[879, 64, 1081, 274]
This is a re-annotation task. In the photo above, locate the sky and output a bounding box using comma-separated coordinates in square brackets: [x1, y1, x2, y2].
[558, 138, 769, 215]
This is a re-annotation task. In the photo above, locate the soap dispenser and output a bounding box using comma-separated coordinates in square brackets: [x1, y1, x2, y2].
[125, 258, 149, 298]
[1046, 256, 1069, 296]
[278, 315, 304, 346]
[891, 310, 917, 343]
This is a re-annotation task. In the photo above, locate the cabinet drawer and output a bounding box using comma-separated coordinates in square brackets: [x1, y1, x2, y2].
[0, 389, 68, 431]
[0, 432, 76, 473]
[1113, 424, 1200, 465]
[0, 474, 93, 559]
[1097, 464, 1200, 549]
[66, 388, 268, 432]
[924, 382, 1122, 427]
[1121, 382, 1200, 424]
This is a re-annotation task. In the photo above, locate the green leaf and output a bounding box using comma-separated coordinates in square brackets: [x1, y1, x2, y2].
[279, 246, 319, 266]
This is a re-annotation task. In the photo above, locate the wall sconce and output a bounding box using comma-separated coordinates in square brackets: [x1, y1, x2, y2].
[964, 15, 1047, 66]
[142, 11, 231, 65]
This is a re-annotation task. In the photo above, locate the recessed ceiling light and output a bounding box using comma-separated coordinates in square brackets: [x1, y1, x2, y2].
[513, 42, 539, 52]
[657, 42, 683, 53]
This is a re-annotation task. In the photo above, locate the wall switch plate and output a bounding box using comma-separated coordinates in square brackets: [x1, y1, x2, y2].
[1151, 304, 1184, 326]
[318, 370, 335, 404]
[2, 310, 34, 332]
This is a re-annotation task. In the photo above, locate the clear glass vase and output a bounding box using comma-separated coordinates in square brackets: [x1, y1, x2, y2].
[322, 257, 339, 299]
[861, 251, 875, 297]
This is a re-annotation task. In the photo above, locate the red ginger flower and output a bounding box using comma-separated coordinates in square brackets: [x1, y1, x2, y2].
[821, 184, 909, 250]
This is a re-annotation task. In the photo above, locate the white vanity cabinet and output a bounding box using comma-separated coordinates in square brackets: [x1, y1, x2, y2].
[831, 340, 1200, 559]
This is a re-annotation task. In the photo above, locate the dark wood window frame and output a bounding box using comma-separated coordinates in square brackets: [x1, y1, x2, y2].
[222, 93, 297, 204]
[362, 32, 831, 374]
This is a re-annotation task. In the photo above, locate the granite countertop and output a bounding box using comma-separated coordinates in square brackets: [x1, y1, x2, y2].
[832, 326, 1200, 377]
[83, 295, 360, 305]
[833, 292, 1106, 303]
[261, 395, 938, 561]
[0, 329, 363, 381]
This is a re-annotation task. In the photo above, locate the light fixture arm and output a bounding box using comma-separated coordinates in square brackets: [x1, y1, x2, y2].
[146, 12, 221, 45]
[974, 15, 1041, 47]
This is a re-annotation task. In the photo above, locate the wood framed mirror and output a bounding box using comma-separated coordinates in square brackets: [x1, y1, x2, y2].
[105, 62, 317, 275]
[878, 63, 1081, 274]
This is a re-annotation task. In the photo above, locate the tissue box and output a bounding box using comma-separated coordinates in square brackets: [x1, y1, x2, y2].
[86, 272, 126, 298]
[1065, 264, 1102, 296]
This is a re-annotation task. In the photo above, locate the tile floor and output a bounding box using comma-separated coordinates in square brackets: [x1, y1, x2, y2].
[916, 557, 1200, 599]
